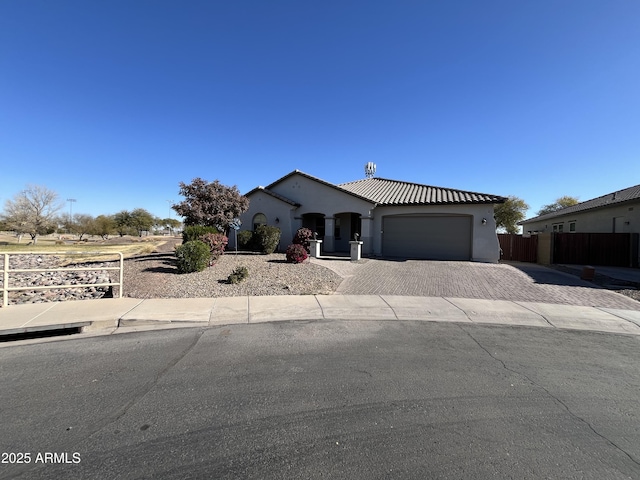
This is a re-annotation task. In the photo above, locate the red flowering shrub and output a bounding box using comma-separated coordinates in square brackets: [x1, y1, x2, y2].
[293, 227, 313, 253]
[285, 244, 308, 264]
[199, 233, 228, 260]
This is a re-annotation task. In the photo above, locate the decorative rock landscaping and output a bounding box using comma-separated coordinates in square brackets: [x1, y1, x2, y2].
[0, 254, 115, 305]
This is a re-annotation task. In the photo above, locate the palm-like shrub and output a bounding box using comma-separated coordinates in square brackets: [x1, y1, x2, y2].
[227, 266, 249, 284]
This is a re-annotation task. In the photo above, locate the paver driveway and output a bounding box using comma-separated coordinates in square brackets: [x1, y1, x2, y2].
[314, 258, 640, 311]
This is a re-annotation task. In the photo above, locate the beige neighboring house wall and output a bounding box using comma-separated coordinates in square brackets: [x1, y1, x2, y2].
[522, 203, 640, 234]
[520, 186, 640, 235]
[235, 170, 506, 262]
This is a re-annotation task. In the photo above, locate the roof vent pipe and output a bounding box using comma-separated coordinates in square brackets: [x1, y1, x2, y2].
[365, 162, 376, 178]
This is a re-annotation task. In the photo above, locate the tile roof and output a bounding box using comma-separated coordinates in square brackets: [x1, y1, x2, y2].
[246, 170, 507, 207]
[338, 177, 507, 206]
[521, 184, 640, 224]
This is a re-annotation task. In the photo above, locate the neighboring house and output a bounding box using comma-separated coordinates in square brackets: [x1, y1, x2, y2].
[236, 170, 506, 262]
[519, 184, 640, 235]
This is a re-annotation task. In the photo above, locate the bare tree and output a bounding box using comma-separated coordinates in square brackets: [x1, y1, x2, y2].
[2, 185, 63, 243]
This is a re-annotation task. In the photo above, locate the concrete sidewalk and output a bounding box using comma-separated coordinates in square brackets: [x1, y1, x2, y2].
[2, 295, 640, 339]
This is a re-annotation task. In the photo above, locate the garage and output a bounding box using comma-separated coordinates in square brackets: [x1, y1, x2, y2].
[382, 215, 472, 260]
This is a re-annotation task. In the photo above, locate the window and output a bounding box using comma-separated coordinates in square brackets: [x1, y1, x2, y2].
[252, 213, 267, 230]
[553, 223, 564, 232]
[334, 218, 341, 239]
[569, 222, 576, 232]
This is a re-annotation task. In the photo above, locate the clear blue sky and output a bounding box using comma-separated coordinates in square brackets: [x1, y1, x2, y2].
[2, 1, 639, 222]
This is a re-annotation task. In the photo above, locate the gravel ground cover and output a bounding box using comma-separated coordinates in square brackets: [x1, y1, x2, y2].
[122, 250, 343, 299]
[0, 254, 114, 305]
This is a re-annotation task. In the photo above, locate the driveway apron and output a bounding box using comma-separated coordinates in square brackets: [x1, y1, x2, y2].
[332, 259, 640, 311]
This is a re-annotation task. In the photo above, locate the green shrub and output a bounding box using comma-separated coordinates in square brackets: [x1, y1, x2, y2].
[227, 265, 249, 284]
[182, 225, 219, 244]
[236, 230, 255, 250]
[199, 232, 228, 260]
[286, 243, 308, 263]
[175, 240, 211, 273]
[255, 225, 281, 254]
[293, 227, 313, 253]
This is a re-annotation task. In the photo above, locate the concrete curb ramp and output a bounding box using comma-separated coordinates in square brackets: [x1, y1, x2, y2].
[1, 295, 640, 338]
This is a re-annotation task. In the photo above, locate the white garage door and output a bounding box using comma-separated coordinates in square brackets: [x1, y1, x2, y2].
[382, 215, 472, 260]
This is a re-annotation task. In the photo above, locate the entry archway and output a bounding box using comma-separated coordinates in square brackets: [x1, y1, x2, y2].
[302, 213, 326, 238]
[334, 212, 362, 252]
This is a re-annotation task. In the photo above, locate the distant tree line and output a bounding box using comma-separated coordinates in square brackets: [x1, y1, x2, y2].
[0, 184, 181, 243]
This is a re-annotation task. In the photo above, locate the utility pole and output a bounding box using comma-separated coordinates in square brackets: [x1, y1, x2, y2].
[166, 200, 173, 235]
[66, 198, 76, 234]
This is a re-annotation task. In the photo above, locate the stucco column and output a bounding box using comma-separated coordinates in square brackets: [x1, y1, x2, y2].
[349, 241, 363, 261]
[323, 217, 335, 252]
[360, 216, 373, 255]
[309, 239, 323, 258]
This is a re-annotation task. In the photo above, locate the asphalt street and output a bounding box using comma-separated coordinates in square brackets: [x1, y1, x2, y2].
[1, 321, 639, 479]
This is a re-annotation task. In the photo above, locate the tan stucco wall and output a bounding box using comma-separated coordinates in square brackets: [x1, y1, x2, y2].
[536, 232, 552, 265]
[235, 190, 296, 251]
[269, 174, 375, 217]
[269, 174, 375, 253]
[373, 204, 500, 262]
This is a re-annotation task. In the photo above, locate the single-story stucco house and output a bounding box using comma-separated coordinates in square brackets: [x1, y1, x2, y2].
[519, 184, 640, 235]
[234, 169, 506, 262]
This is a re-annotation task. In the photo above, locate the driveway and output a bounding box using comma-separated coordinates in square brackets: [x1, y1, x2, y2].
[313, 258, 640, 311]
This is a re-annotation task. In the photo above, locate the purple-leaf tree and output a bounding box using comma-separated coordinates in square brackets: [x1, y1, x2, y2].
[172, 178, 249, 231]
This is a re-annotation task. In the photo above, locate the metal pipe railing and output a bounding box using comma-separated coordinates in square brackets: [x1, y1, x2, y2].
[1, 251, 123, 307]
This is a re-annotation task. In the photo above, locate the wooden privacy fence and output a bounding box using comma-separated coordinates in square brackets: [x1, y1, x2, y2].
[553, 233, 639, 267]
[499, 232, 639, 267]
[498, 234, 538, 262]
